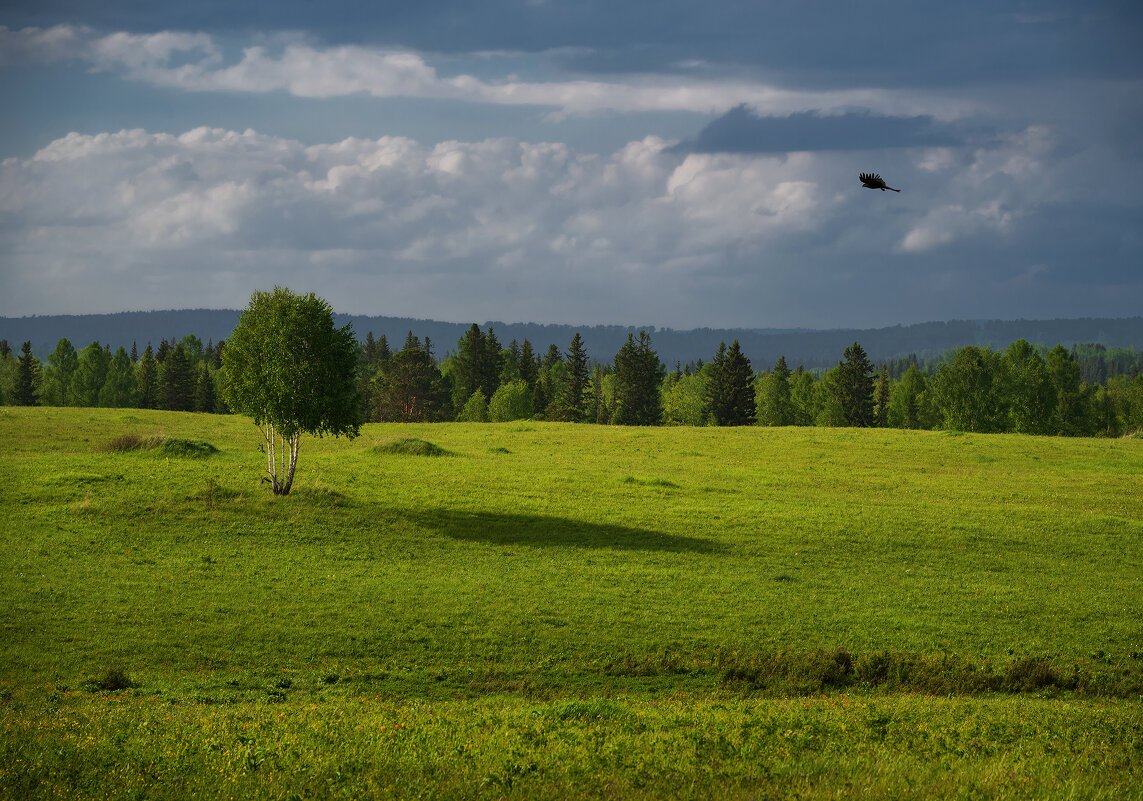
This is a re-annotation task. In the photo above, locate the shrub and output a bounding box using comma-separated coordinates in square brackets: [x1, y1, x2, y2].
[102, 434, 217, 457]
[84, 667, 134, 692]
[372, 438, 452, 457]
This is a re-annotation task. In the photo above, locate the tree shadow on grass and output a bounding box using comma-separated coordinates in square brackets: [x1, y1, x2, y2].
[395, 508, 724, 554]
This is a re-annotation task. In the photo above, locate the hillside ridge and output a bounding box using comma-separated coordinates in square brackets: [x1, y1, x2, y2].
[2, 310, 1140, 370]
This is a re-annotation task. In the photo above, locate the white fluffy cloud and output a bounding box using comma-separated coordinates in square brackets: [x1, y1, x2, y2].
[0, 126, 861, 323]
[0, 24, 975, 120]
[1, 120, 1130, 327]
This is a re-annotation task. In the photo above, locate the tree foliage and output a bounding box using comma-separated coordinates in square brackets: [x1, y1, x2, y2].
[15, 341, 40, 406]
[613, 330, 665, 425]
[222, 287, 361, 495]
[705, 340, 756, 426]
[833, 342, 875, 427]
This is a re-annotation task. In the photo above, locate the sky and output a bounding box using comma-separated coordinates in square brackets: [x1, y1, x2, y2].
[1, 1, 1141, 330]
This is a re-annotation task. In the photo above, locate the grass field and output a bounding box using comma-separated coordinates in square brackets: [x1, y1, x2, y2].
[1, 406, 1141, 799]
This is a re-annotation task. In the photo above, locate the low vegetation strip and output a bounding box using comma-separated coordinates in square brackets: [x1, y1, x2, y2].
[1, 407, 1141, 799]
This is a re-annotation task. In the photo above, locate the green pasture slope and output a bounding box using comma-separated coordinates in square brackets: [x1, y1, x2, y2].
[1, 407, 1141, 799]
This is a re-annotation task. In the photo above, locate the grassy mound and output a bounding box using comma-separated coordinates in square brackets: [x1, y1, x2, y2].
[102, 433, 218, 457]
[372, 437, 452, 457]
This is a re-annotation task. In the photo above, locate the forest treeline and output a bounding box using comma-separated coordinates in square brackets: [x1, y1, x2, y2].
[2, 326, 1141, 437]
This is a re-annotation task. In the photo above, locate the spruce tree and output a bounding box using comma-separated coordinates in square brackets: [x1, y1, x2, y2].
[364, 332, 379, 366]
[518, 339, 539, 390]
[834, 342, 875, 427]
[482, 327, 504, 402]
[15, 341, 41, 406]
[613, 330, 665, 425]
[452, 324, 486, 412]
[555, 332, 590, 422]
[137, 344, 158, 409]
[159, 344, 195, 411]
[375, 337, 447, 422]
[706, 340, 756, 426]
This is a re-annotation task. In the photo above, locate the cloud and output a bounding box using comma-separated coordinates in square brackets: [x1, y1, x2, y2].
[1, 123, 1139, 328]
[674, 106, 971, 154]
[0, 127, 838, 323]
[0, 25, 979, 119]
[0, 24, 88, 64]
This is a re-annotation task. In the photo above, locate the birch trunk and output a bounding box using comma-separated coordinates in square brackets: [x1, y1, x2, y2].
[282, 433, 300, 495]
[265, 422, 281, 493]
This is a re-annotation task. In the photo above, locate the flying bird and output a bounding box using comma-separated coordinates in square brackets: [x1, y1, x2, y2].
[859, 172, 900, 192]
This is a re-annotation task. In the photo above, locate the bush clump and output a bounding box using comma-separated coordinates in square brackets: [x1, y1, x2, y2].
[102, 433, 162, 452]
[102, 434, 217, 457]
[152, 438, 218, 458]
[372, 438, 451, 457]
[83, 667, 134, 692]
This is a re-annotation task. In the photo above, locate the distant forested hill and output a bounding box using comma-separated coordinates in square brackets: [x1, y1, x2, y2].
[2, 310, 1141, 370]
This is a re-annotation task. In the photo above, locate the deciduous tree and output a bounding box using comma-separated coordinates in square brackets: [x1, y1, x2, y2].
[222, 287, 361, 495]
[99, 347, 138, 408]
[43, 338, 78, 407]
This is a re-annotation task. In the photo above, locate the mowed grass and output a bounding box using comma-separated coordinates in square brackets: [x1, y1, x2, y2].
[1, 406, 1141, 799]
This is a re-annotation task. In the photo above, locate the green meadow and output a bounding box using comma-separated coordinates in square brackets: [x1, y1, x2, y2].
[1, 406, 1141, 799]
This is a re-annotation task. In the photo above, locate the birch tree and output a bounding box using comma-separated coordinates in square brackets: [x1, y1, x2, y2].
[222, 287, 360, 495]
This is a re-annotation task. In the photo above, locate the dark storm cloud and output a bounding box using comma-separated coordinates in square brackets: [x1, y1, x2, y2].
[672, 106, 974, 154]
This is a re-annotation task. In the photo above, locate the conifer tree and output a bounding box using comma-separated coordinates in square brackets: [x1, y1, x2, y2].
[15, 341, 41, 406]
[518, 339, 539, 390]
[159, 343, 195, 411]
[452, 324, 487, 412]
[137, 344, 158, 409]
[375, 336, 447, 422]
[833, 342, 875, 427]
[554, 332, 590, 421]
[706, 340, 755, 425]
[612, 330, 665, 425]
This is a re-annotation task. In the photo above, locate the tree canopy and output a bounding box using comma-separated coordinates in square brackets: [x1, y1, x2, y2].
[221, 287, 361, 495]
